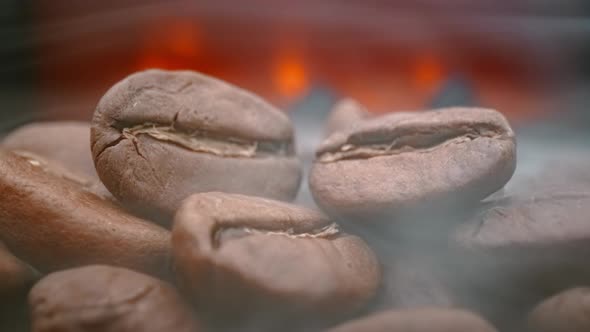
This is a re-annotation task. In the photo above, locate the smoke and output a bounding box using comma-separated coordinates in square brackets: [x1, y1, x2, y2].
[288, 81, 590, 330]
[2, 1, 590, 330]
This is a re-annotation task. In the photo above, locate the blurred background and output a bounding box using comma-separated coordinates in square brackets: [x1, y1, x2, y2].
[1, 0, 589, 202]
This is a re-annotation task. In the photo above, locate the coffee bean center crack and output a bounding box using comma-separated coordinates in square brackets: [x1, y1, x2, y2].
[119, 123, 292, 158]
[318, 125, 508, 163]
[212, 222, 340, 248]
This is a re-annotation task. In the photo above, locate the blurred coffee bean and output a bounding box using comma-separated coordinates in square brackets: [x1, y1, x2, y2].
[172, 192, 380, 331]
[325, 308, 497, 332]
[0, 149, 170, 277]
[453, 189, 590, 291]
[527, 287, 590, 332]
[29, 265, 201, 332]
[91, 69, 302, 220]
[1, 121, 97, 179]
[310, 107, 516, 223]
[448, 187, 590, 330]
[0, 242, 39, 332]
[323, 98, 370, 137]
[0, 241, 39, 298]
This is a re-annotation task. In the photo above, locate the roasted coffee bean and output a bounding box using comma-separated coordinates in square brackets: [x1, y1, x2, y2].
[172, 192, 380, 330]
[29, 265, 201, 332]
[0, 149, 170, 277]
[10, 150, 114, 201]
[527, 288, 590, 332]
[325, 308, 497, 332]
[0, 242, 39, 299]
[310, 107, 516, 221]
[1, 242, 39, 332]
[91, 69, 302, 219]
[447, 187, 590, 330]
[2, 121, 97, 179]
[453, 189, 590, 290]
[324, 98, 370, 137]
[2, 121, 114, 201]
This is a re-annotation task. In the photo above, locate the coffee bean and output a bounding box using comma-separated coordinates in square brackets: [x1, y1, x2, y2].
[448, 186, 590, 330]
[29, 265, 202, 332]
[0, 149, 170, 277]
[91, 69, 302, 219]
[10, 150, 114, 201]
[171, 192, 380, 330]
[325, 308, 497, 332]
[324, 98, 370, 137]
[2, 122, 115, 201]
[2, 121, 97, 179]
[310, 107, 516, 221]
[0, 242, 39, 332]
[0, 241, 38, 300]
[527, 288, 590, 332]
[453, 189, 590, 290]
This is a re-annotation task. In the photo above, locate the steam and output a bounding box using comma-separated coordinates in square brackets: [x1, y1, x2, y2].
[289, 95, 590, 331]
[1, 1, 590, 330]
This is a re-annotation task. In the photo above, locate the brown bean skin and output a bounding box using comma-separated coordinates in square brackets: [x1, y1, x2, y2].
[0, 149, 170, 278]
[527, 288, 590, 332]
[2, 121, 97, 179]
[0, 242, 39, 332]
[452, 189, 590, 292]
[171, 192, 380, 331]
[0, 241, 38, 301]
[447, 183, 590, 330]
[29, 265, 202, 332]
[310, 107, 516, 222]
[91, 69, 302, 220]
[325, 308, 498, 332]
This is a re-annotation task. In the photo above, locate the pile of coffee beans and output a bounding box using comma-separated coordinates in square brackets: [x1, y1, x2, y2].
[0, 69, 588, 332]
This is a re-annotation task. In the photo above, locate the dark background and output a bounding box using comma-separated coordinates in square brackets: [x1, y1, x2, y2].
[1, 0, 34, 131]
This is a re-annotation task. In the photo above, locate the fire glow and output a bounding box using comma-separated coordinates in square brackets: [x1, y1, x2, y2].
[136, 19, 203, 71]
[412, 54, 446, 93]
[80, 15, 545, 120]
[273, 50, 309, 99]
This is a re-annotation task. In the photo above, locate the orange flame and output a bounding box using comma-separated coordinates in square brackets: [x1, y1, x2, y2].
[412, 54, 445, 92]
[166, 21, 202, 57]
[273, 49, 309, 99]
[136, 19, 202, 70]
